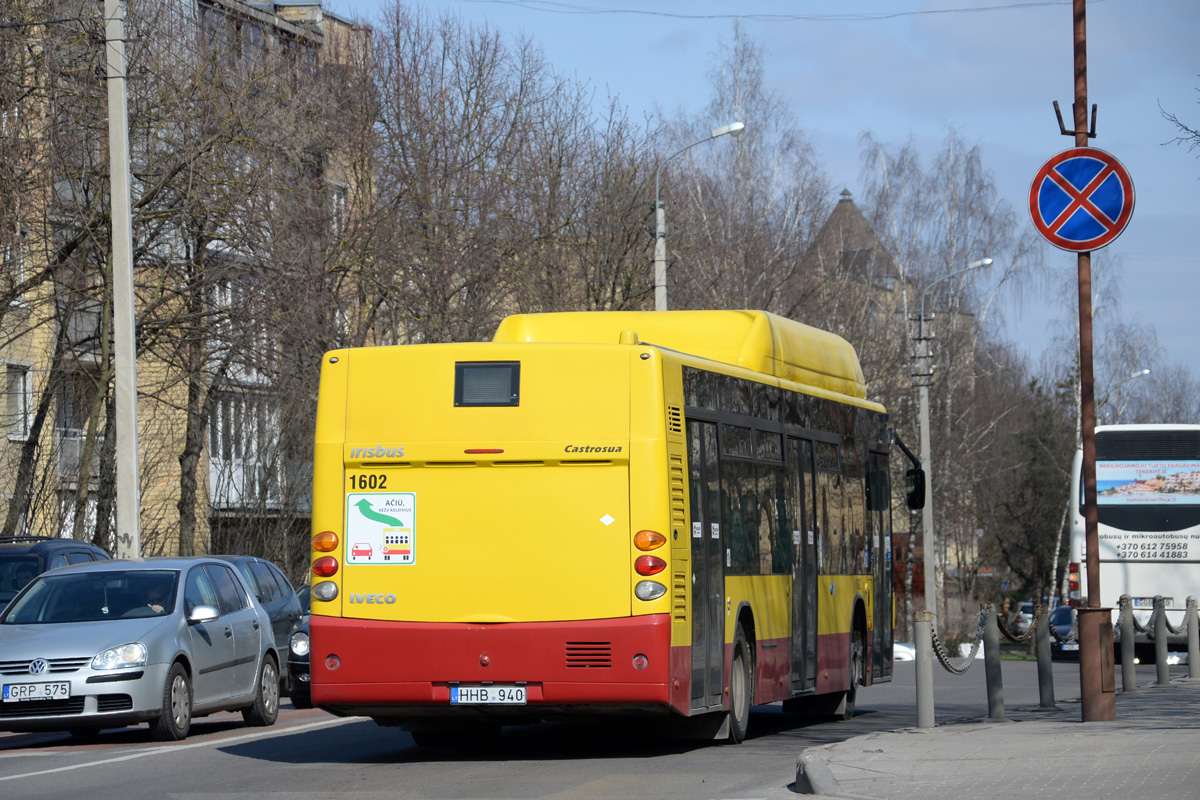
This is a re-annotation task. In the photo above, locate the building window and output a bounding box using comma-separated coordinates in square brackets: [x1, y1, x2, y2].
[329, 184, 347, 238]
[4, 363, 31, 440]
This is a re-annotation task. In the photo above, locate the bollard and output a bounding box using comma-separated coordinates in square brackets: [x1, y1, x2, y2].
[1188, 597, 1199, 681]
[915, 613, 934, 729]
[1035, 607, 1055, 708]
[1119, 595, 1136, 693]
[983, 605, 1005, 721]
[1154, 595, 1170, 686]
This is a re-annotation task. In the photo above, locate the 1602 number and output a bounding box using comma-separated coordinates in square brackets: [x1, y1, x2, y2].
[349, 474, 387, 490]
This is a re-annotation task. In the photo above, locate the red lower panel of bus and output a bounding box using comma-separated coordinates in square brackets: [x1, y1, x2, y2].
[815, 631, 852, 694]
[311, 614, 673, 712]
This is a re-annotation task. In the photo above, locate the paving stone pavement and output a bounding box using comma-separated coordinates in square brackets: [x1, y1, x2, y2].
[794, 678, 1200, 800]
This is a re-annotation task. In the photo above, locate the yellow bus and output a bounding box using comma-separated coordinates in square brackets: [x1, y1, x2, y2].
[307, 310, 920, 743]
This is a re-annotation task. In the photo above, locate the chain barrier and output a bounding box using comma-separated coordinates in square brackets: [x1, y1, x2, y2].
[1117, 598, 1152, 634]
[1048, 609, 1078, 644]
[1158, 599, 1186, 636]
[930, 604, 989, 675]
[996, 601, 1046, 644]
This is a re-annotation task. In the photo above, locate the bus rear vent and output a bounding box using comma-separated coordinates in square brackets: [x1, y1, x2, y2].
[565, 641, 612, 668]
[667, 406, 683, 436]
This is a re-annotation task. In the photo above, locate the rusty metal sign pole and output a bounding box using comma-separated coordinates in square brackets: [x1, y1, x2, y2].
[1069, 0, 1116, 722]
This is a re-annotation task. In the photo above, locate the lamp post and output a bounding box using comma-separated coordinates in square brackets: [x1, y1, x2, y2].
[653, 121, 745, 311]
[914, 257, 992, 627]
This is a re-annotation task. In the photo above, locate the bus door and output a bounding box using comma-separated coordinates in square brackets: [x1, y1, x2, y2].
[788, 437, 819, 691]
[687, 419, 724, 712]
[868, 451, 894, 679]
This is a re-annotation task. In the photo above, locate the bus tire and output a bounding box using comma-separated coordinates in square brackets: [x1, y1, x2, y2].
[727, 625, 752, 743]
[838, 626, 865, 721]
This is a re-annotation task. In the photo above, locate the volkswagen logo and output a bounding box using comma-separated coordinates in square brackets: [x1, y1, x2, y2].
[28, 658, 48, 676]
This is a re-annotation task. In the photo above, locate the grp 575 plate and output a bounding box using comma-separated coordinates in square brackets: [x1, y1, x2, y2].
[3, 682, 71, 702]
[450, 685, 526, 705]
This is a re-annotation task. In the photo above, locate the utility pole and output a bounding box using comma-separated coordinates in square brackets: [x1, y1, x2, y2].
[105, 0, 141, 558]
[1067, 0, 1116, 723]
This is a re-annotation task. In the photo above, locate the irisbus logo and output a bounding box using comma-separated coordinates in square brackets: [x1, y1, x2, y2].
[350, 445, 405, 459]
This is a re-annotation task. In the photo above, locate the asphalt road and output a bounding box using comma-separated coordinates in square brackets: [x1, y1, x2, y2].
[0, 659, 1100, 799]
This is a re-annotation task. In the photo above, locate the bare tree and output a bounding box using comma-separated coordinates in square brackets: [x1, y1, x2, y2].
[664, 25, 831, 314]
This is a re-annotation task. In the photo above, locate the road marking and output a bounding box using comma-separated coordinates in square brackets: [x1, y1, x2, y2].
[0, 716, 356, 783]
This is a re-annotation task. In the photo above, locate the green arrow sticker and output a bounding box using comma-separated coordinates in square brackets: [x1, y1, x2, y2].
[355, 498, 403, 526]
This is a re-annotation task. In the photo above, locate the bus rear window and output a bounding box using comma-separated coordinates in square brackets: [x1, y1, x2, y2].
[455, 362, 520, 407]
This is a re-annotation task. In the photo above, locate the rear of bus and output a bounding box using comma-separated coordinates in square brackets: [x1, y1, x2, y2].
[1067, 424, 1200, 651]
[307, 338, 676, 725]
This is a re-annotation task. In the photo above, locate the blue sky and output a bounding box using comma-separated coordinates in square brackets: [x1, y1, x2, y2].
[332, 0, 1200, 380]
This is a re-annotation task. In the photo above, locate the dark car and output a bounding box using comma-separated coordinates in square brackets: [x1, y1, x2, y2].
[287, 584, 311, 708]
[1049, 605, 1079, 660]
[0, 536, 111, 609]
[288, 617, 312, 709]
[211, 556, 304, 690]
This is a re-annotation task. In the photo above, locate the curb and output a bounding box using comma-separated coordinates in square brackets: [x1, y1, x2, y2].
[795, 747, 840, 796]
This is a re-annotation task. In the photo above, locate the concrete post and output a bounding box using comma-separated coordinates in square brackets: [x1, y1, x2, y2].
[915, 614, 934, 729]
[1035, 609, 1056, 708]
[1119, 595, 1136, 693]
[1187, 597, 1199, 682]
[1154, 595, 1170, 686]
[984, 607, 1004, 722]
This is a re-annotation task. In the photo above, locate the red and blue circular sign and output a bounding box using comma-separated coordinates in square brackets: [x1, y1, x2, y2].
[1029, 147, 1134, 252]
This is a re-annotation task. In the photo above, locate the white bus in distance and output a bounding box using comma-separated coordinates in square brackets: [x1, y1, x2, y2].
[1068, 424, 1200, 661]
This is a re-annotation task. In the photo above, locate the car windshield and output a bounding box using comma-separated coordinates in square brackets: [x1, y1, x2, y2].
[1051, 606, 1073, 625]
[0, 555, 42, 605]
[1, 570, 179, 624]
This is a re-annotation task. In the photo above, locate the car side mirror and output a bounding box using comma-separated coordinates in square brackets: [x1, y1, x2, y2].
[905, 468, 926, 510]
[188, 605, 220, 625]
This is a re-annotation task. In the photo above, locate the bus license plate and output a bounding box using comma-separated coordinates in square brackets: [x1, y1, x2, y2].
[3, 682, 71, 702]
[450, 685, 526, 705]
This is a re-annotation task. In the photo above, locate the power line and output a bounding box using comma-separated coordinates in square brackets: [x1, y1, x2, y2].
[452, 0, 1096, 22]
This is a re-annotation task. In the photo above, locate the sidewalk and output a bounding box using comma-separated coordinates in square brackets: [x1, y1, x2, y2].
[794, 678, 1200, 799]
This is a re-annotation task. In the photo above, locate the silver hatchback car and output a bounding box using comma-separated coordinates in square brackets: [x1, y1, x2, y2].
[0, 558, 281, 740]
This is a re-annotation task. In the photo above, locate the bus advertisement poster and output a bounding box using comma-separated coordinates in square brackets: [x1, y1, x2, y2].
[1096, 460, 1200, 505]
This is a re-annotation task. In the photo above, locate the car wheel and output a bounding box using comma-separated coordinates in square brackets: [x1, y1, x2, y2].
[290, 686, 313, 710]
[242, 656, 280, 727]
[150, 662, 192, 741]
[726, 625, 752, 744]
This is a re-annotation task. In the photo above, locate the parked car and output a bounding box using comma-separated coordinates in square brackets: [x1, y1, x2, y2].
[0, 558, 280, 740]
[893, 641, 916, 661]
[0, 536, 111, 609]
[1011, 601, 1035, 636]
[287, 583, 312, 709]
[1049, 605, 1079, 660]
[211, 555, 304, 692]
[288, 618, 312, 709]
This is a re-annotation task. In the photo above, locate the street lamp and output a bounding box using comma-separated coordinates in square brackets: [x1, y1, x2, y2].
[914, 257, 992, 626]
[653, 121, 746, 311]
[1099, 368, 1149, 425]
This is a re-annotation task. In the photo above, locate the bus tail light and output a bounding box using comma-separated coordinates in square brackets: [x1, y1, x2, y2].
[313, 556, 339, 578]
[634, 530, 667, 551]
[634, 555, 666, 576]
[635, 581, 666, 601]
[1068, 562, 1080, 607]
[313, 531, 339, 552]
[312, 580, 339, 602]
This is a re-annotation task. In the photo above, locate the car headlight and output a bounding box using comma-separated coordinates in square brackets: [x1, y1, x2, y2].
[92, 642, 148, 670]
[290, 631, 310, 657]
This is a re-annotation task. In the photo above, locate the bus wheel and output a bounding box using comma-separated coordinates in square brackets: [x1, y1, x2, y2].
[727, 625, 752, 743]
[839, 627, 865, 722]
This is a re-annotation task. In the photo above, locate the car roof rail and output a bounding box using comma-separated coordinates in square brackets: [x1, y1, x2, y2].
[0, 535, 62, 544]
